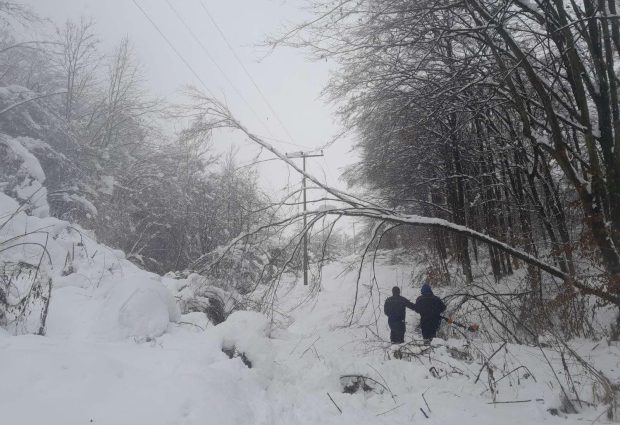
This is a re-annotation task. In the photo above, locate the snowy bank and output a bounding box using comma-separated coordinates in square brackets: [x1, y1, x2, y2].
[0, 189, 180, 340]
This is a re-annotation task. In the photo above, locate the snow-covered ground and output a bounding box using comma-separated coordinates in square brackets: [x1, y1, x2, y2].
[0, 136, 617, 424]
[0, 232, 617, 424]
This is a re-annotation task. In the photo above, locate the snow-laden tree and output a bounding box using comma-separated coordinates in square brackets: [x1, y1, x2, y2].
[262, 0, 620, 319]
[0, 10, 271, 276]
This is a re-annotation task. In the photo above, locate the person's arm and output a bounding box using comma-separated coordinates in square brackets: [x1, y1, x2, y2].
[406, 298, 418, 313]
[438, 298, 447, 314]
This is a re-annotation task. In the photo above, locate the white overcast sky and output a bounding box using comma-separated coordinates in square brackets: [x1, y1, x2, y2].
[21, 0, 357, 200]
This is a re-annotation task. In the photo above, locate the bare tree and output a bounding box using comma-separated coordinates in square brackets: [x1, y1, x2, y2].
[263, 0, 620, 313]
[54, 17, 99, 123]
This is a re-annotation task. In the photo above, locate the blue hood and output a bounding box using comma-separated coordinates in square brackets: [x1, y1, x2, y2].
[421, 283, 433, 295]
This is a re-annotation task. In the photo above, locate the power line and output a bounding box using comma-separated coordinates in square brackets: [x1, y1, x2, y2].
[131, 0, 215, 98]
[133, 0, 315, 152]
[198, 0, 297, 144]
[260, 134, 308, 149]
[165, 0, 277, 139]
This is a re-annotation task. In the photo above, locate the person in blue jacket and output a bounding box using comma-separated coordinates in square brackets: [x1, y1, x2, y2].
[414, 283, 446, 344]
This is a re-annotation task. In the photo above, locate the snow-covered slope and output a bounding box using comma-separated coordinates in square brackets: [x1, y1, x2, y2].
[0, 188, 180, 340]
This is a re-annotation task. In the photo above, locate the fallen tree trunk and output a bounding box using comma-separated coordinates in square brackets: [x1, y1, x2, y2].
[184, 93, 620, 307]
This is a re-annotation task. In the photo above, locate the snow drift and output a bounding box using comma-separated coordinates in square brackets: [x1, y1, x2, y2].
[0, 141, 181, 339]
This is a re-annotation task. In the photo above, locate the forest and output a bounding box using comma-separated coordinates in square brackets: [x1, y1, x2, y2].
[1, 1, 620, 424]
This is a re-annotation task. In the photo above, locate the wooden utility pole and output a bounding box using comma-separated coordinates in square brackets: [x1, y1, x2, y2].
[285, 150, 324, 285]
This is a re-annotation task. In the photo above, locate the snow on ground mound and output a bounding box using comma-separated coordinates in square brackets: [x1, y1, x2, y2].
[0, 191, 180, 340]
[0, 329, 270, 425]
[213, 311, 274, 371]
[0, 135, 49, 217]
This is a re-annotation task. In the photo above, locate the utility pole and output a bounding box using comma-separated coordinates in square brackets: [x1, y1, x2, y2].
[285, 150, 324, 286]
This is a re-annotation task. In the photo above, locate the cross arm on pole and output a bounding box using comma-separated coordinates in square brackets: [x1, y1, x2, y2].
[285, 150, 324, 159]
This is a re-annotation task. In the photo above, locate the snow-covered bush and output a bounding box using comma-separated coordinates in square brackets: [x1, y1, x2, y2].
[0, 135, 49, 217]
[168, 272, 241, 325]
[200, 245, 274, 295]
[0, 181, 181, 339]
[212, 310, 274, 371]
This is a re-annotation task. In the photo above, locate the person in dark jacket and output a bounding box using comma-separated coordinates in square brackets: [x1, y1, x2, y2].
[414, 283, 446, 344]
[384, 286, 417, 343]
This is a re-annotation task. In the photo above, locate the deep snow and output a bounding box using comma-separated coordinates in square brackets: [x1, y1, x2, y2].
[1, 242, 617, 424]
[0, 140, 617, 424]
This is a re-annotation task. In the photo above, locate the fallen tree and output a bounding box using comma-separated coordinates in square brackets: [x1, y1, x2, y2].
[182, 91, 620, 309]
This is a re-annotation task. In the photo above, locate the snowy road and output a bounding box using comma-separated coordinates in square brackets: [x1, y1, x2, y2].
[2, 259, 613, 424]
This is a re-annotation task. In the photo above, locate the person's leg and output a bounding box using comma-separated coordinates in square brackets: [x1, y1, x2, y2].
[421, 320, 433, 345]
[389, 320, 405, 343]
[389, 324, 397, 343]
[388, 320, 398, 343]
[389, 321, 405, 358]
[395, 321, 405, 343]
[423, 317, 444, 345]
